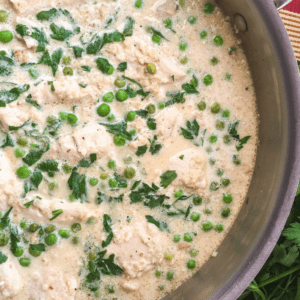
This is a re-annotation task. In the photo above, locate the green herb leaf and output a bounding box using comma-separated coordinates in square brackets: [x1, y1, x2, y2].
[50, 209, 63, 221]
[30, 243, 46, 252]
[38, 48, 63, 76]
[117, 62, 127, 71]
[182, 83, 199, 94]
[283, 221, 300, 247]
[135, 109, 148, 118]
[125, 85, 137, 98]
[37, 160, 59, 172]
[0, 134, 14, 148]
[79, 154, 97, 167]
[99, 120, 132, 141]
[236, 136, 251, 151]
[0, 84, 30, 107]
[50, 23, 73, 41]
[67, 167, 87, 200]
[0, 251, 7, 264]
[160, 170, 177, 188]
[96, 57, 113, 74]
[24, 200, 34, 208]
[136, 145, 148, 157]
[0, 207, 13, 229]
[102, 214, 113, 248]
[22, 143, 50, 166]
[147, 118, 156, 130]
[123, 17, 135, 37]
[149, 135, 162, 155]
[72, 46, 84, 58]
[36, 8, 59, 21]
[31, 27, 49, 52]
[86, 35, 103, 55]
[146, 215, 170, 231]
[149, 27, 169, 41]
[165, 91, 185, 107]
[103, 31, 125, 44]
[180, 119, 199, 140]
[81, 65, 91, 72]
[25, 94, 42, 110]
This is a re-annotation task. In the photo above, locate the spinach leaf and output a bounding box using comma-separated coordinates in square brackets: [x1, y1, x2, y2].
[72, 46, 84, 58]
[149, 27, 169, 41]
[0, 53, 14, 76]
[96, 190, 106, 205]
[31, 27, 49, 52]
[136, 89, 150, 100]
[0, 207, 13, 230]
[135, 109, 148, 118]
[9, 120, 30, 131]
[0, 84, 30, 107]
[125, 85, 137, 98]
[38, 48, 63, 76]
[24, 200, 34, 208]
[160, 170, 177, 188]
[103, 31, 125, 44]
[16, 24, 29, 36]
[117, 62, 127, 71]
[99, 120, 132, 140]
[96, 57, 113, 74]
[228, 121, 251, 151]
[96, 250, 123, 275]
[81, 65, 91, 72]
[45, 119, 62, 136]
[9, 225, 20, 255]
[113, 173, 128, 189]
[0, 251, 7, 264]
[86, 35, 103, 55]
[165, 91, 185, 107]
[147, 118, 156, 130]
[22, 143, 50, 166]
[79, 154, 97, 167]
[30, 243, 46, 252]
[136, 145, 148, 157]
[149, 135, 162, 155]
[180, 119, 199, 140]
[123, 17, 135, 37]
[109, 194, 124, 202]
[67, 167, 87, 200]
[102, 214, 113, 248]
[182, 83, 199, 94]
[0, 134, 14, 148]
[50, 23, 73, 41]
[50, 209, 63, 221]
[36, 8, 59, 21]
[146, 215, 170, 231]
[37, 160, 59, 172]
[22, 171, 43, 198]
[25, 94, 42, 110]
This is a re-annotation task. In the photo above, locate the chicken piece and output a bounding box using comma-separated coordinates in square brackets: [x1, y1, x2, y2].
[0, 106, 29, 131]
[168, 148, 208, 190]
[24, 192, 98, 224]
[152, 0, 178, 18]
[107, 218, 166, 286]
[30, 82, 58, 106]
[155, 106, 183, 141]
[128, 133, 151, 150]
[14, 47, 35, 63]
[0, 258, 23, 298]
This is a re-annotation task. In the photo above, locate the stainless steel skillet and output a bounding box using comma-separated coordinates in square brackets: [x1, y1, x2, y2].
[164, 0, 300, 299]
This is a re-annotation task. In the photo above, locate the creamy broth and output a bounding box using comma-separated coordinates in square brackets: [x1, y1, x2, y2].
[0, 0, 258, 299]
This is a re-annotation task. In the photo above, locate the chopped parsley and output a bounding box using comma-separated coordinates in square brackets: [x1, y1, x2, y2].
[160, 171, 177, 188]
[149, 135, 162, 155]
[146, 215, 170, 231]
[102, 214, 113, 248]
[180, 119, 200, 140]
[136, 145, 148, 157]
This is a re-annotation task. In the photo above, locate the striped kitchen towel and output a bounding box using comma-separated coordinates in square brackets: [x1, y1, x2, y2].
[280, 9, 300, 60]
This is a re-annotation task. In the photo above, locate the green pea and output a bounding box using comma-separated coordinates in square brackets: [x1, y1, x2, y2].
[222, 109, 230, 118]
[58, 229, 70, 239]
[69, 195, 76, 201]
[203, 2, 214, 14]
[203, 74, 213, 86]
[211, 102, 221, 114]
[72, 237, 80, 244]
[116, 89, 128, 102]
[89, 178, 99, 186]
[17, 166, 31, 179]
[129, 129, 136, 136]
[174, 189, 183, 198]
[86, 217, 95, 225]
[188, 16, 197, 24]
[15, 148, 26, 158]
[45, 234, 57, 246]
[155, 270, 161, 277]
[0, 10, 8, 22]
[124, 167, 135, 179]
[211, 57, 219, 65]
[127, 111, 136, 122]
[189, 248, 199, 257]
[179, 42, 188, 51]
[107, 114, 115, 121]
[173, 235, 181, 243]
[17, 138, 28, 147]
[59, 112, 68, 120]
[217, 168, 224, 176]
[0, 30, 13, 43]
[44, 225, 56, 234]
[67, 113, 77, 125]
[152, 35, 161, 44]
[200, 30, 207, 39]
[209, 135, 217, 143]
[223, 135, 231, 144]
[210, 182, 219, 191]
[223, 193, 233, 203]
[180, 57, 188, 64]
[103, 92, 114, 103]
[14, 247, 23, 257]
[233, 155, 241, 165]
[190, 212, 200, 222]
[100, 172, 109, 180]
[214, 35, 224, 46]
[62, 56, 71, 65]
[147, 63, 157, 74]
[197, 101, 206, 111]
[0, 233, 8, 246]
[29, 247, 41, 257]
[134, 0, 143, 8]
[202, 221, 213, 232]
[62, 164, 72, 174]
[187, 259, 196, 269]
[20, 220, 27, 229]
[108, 160, 116, 169]
[97, 103, 111, 117]
[222, 207, 231, 218]
[47, 115, 57, 124]
[165, 253, 173, 260]
[184, 233, 193, 243]
[63, 67, 73, 76]
[179, 0, 185, 7]
[114, 78, 126, 88]
[107, 65, 114, 75]
[193, 196, 202, 205]
[221, 178, 230, 187]
[146, 104, 156, 114]
[19, 258, 31, 267]
[158, 103, 165, 109]
[114, 135, 126, 146]
[109, 178, 118, 187]
[215, 223, 224, 233]
[71, 223, 81, 233]
[166, 271, 174, 281]
[216, 120, 225, 130]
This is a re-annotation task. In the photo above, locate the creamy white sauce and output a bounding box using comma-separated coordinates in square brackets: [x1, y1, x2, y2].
[0, 0, 258, 299]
